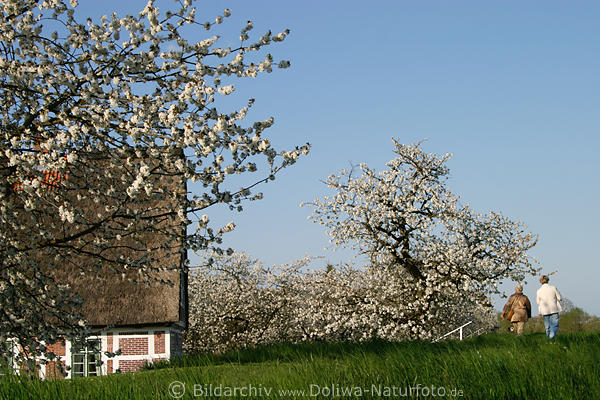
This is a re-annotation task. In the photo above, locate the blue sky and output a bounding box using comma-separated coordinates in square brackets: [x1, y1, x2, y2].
[77, 1, 600, 315]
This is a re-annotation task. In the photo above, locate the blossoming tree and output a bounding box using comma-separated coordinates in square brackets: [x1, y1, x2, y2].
[185, 251, 309, 353]
[0, 0, 308, 365]
[303, 139, 537, 339]
[185, 251, 500, 352]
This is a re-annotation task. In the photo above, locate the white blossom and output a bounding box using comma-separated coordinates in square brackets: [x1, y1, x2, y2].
[185, 251, 499, 352]
[0, 1, 309, 368]
[217, 84, 235, 95]
[299, 140, 537, 339]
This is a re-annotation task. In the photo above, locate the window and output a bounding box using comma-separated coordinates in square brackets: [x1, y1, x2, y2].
[71, 339, 101, 377]
[0, 340, 15, 375]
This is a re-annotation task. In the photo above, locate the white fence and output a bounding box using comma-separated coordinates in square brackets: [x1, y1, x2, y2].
[434, 321, 474, 342]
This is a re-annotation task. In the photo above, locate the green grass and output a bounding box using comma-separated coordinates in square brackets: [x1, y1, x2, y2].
[498, 308, 600, 335]
[1, 332, 599, 399]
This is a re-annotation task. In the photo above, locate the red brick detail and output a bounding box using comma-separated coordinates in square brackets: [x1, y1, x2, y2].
[45, 361, 66, 379]
[46, 340, 66, 357]
[119, 337, 148, 356]
[13, 170, 68, 192]
[107, 359, 113, 374]
[107, 332, 113, 353]
[118, 359, 146, 373]
[154, 331, 165, 354]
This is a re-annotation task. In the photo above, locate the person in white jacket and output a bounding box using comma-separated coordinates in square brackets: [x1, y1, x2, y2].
[536, 275, 562, 339]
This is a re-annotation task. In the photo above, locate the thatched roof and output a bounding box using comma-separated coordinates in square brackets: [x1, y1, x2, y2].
[61, 256, 186, 328]
[65, 154, 188, 328]
[3, 151, 188, 328]
[53, 207, 187, 328]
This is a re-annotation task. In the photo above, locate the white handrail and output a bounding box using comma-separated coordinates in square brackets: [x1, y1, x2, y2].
[435, 321, 473, 342]
[465, 327, 486, 339]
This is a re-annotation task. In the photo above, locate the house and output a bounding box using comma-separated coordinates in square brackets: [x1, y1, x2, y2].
[42, 271, 187, 378]
[40, 237, 188, 379]
[1, 152, 189, 378]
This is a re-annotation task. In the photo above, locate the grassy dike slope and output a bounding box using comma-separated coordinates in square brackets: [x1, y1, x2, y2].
[1, 332, 599, 400]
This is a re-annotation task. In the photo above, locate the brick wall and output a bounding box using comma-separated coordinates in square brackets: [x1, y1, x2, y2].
[43, 341, 66, 379]
[118, 359, 146, 373]
[119, 337, 148, 356]
[154, 331, 165, 354]
[38, 329, 178, 377]
[35, 330, 179, 378]
[107, 332, 113, 353]
[45, 360, 66, 379]
[46, 340, 65, 357]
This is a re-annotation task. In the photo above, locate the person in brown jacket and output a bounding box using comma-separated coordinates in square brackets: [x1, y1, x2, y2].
[502, 284, 532, 335]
